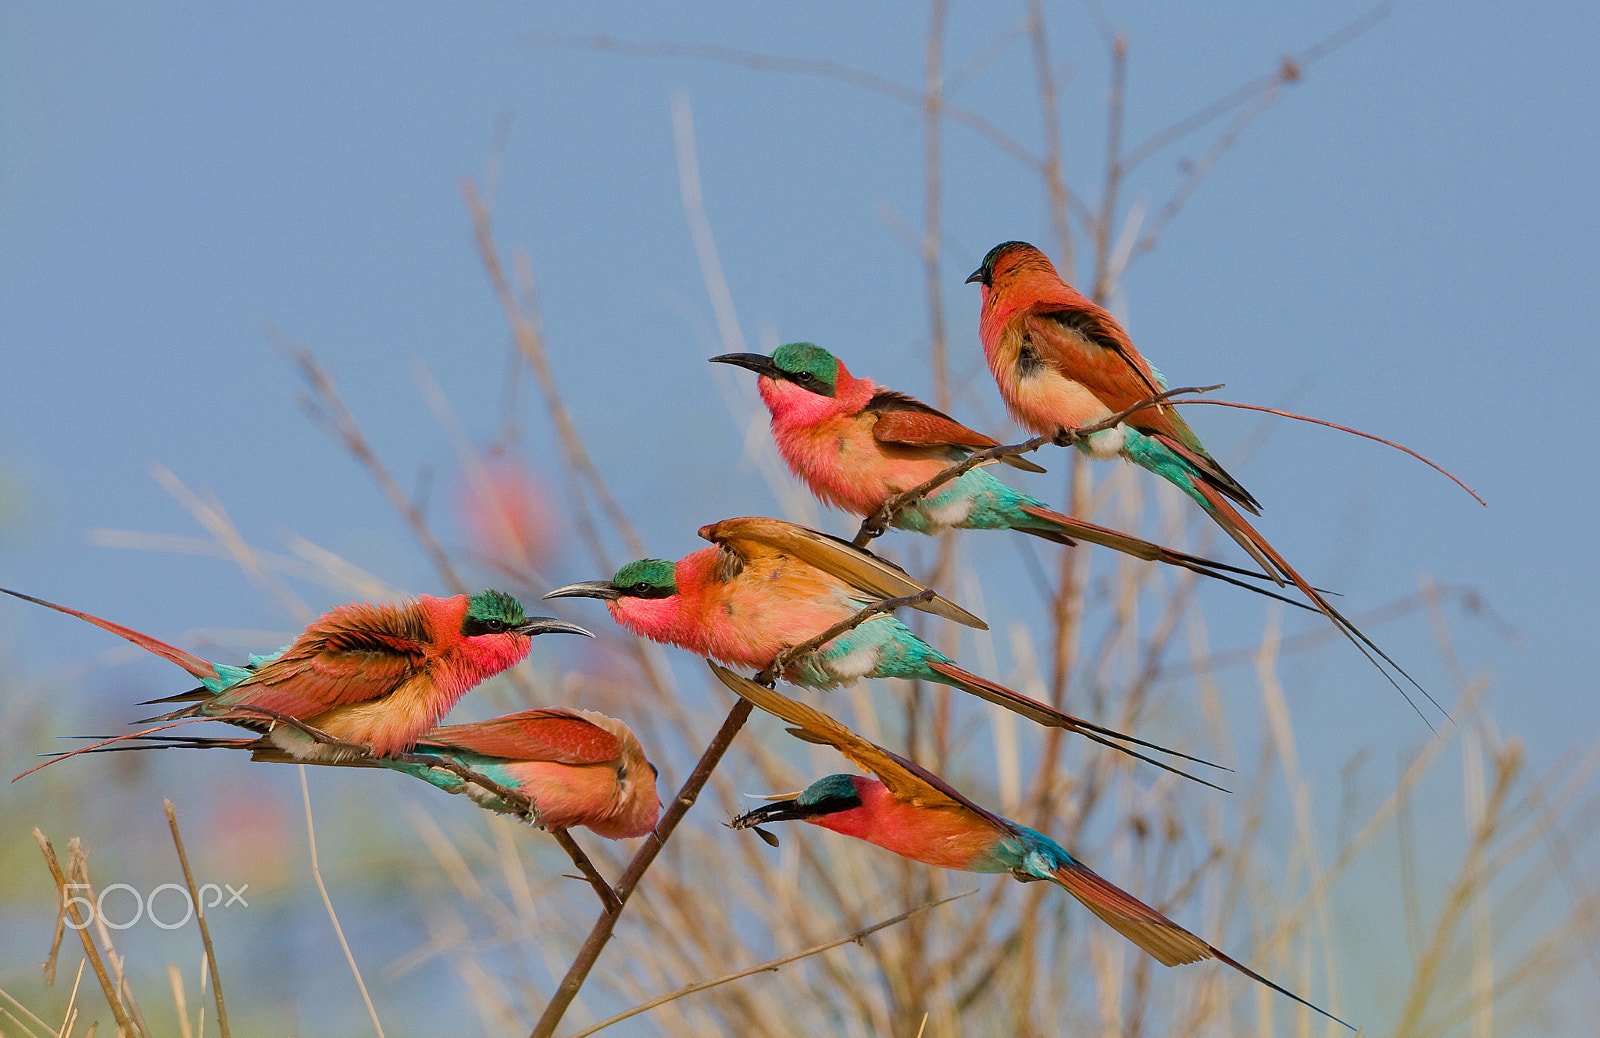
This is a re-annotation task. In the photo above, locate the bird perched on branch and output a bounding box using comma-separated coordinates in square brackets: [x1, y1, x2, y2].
[968, 240, 1436, 717]
[1, 586, 591, 765]
[714, 663, 1351, 1030]
[713, 342, 1310, 603]
[106, 707, 660, 839]
[545, 517, 1217, 783]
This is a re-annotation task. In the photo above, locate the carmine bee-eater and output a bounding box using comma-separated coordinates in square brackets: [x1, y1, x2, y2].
[100, 708, 660, 839]
[0, 586, 591, 761]
[544, 517, 1219, 782]
[712, 342, 1310, 603]
[968, 240, 1432, 713]
[714, 663, 1351, 1029]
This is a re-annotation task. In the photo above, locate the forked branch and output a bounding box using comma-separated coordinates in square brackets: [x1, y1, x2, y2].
[564, 890, 976, 1037]
[529, 698, 755, 1038]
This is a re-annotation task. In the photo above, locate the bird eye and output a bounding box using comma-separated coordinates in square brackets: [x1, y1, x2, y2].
[484, 618, 506, 632]
[794, 372, 813, 382]
[632, 582, 653, 594]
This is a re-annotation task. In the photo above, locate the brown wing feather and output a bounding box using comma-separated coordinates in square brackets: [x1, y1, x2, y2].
[867, 391, 1046, 474]
[1019, 308, 1260, 511]
[1020, 308, 1199, 444]
[423, 708, 624, 765]
[216, 601, 434, 713]
[699, 517, 987, 630]
[709, 664, 955, 801]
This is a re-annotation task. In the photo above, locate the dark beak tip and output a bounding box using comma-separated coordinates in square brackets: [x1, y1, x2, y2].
[525, 618, 594, 638]
[541, 581, 619, 602]
[708, 353, 776, 376]
[964, 269, 984, 285]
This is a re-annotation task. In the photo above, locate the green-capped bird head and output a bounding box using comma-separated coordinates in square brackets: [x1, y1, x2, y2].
[542, 559, 678, 603]
[709, 341, 840, 398]
[729, 773, 865, 841]
[460, 589, 592, 639]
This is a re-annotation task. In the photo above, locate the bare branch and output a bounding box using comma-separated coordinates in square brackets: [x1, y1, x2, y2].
[463, 178, 648, 567]
[529, 698, 755, 1038]
[852, 384, 1224, 545]
[1176, 398, 1485, 506]
[1121, 4, 1390, 173]
[284, 340, 468, 596]
[564, 890, 976, 1038]
[299, 768, 386, 1038]
[519, 32, 1044, 174]
[757, 590, 938, 687]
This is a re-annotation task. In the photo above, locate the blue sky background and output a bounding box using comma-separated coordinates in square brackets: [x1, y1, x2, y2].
[3, 2, 1597, 1033]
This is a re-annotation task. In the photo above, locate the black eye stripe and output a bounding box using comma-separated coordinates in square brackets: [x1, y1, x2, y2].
[617, 581, 678, 600]
[462, 615, 516, 636]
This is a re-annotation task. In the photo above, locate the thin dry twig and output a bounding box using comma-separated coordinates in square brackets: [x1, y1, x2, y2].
[528, 699, 756, 1038]
[851, 384, 1223, 545]
[565, 890, 976, 1038]
[299, 766, 387, 1038]
[1120, 4, 1391, 173]
[1176, 398, 1485, 506]
[0, 982, 55, 1037]
[462, 178, 648, 567]
[520, 32, 1041, 174]
[33, 830, 138, 1038]
[284, 339, 469, 595]
[757, 590, 937, 687]
[163, 801, 231, 1038]
[375, 748, 621, 912]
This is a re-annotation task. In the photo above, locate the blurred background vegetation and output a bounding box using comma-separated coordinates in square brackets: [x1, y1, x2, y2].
[3, 4, 1598, 1035]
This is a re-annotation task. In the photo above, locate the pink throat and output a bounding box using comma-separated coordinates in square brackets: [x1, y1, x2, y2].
[757, 368, 874, 432]
[604, 550, 718, 656]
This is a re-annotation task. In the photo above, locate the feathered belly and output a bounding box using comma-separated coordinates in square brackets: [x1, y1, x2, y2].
[773, 419, 959, 517]
[1003, 369, 1112, 435]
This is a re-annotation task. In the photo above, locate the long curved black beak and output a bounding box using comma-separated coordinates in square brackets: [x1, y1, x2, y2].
[517, 617, 594, 638]
[709, 352, 782, 379]
[542, 581, 621, 602]
[729, 797, 807, 830]
[964, 267, 986, 285]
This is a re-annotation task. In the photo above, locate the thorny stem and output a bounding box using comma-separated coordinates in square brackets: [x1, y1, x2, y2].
[529, 698, 755, 1038]
[851, 385, 1223, 545]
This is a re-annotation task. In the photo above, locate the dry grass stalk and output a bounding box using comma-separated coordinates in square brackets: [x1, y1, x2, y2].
[159, 801, 228, 1038]
[32, 831, 138, 1037]
[8, 7, 1592, 1037]
[298, 766, 386, 1038]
